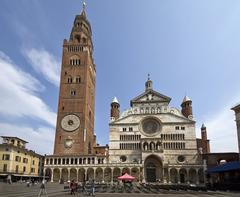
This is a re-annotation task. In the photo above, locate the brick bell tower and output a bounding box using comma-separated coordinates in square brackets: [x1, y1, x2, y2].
[54, 2, 96, 155]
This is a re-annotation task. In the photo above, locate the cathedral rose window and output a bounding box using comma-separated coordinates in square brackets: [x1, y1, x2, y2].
[141, 117, 161, 135]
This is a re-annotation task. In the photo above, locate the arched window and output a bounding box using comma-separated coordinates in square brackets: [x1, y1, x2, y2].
[151, 107, 155, 114]
[70, 55, 80, 66]
[145, 107, 149, 114]
[149, 142, 155, 150]
[156, 141, 161, 150]
[143, 142, 148, 151]
[75, 35, 80, 43]
[67, 76, 72, 83]
[70, 90, 76, 96]
[76, 76, 81, 83]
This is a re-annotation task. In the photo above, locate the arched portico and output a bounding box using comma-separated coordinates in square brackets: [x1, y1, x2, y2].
[144, 155, 163, 182]
[179, 168, 187, 183]
[122, 167, 130, 175]
[45, 168, 52, 181]
[170, 168, 178, 183]
[70, 168, 77, 181]
[113, 168, 121, 182]
[131, 167, 140, 182]
[53, 168, 60, 182]
[87, 168, 94, 181]
[78, 168, 85, 182]
[95, 167, 103, 182]
[104, 167, 112, 182]
[62, 168, 68, 182]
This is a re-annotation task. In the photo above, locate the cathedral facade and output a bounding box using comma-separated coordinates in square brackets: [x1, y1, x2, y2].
[44, 4, 204, 185]
[108, 78, 204, 184]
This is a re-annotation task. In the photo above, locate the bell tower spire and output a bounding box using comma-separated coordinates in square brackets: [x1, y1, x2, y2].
[53, 1, 96, 155]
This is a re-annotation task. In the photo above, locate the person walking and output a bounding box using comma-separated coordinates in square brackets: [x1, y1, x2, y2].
[91, 180, 95, 196]
[38, 179, 48, 197]
[70, 180, 76, 195]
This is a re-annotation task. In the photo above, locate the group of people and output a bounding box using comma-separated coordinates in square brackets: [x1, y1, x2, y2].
[26, 179, 36, 187]
[70, 180, 95, 196]
[69, 180, 78, 195]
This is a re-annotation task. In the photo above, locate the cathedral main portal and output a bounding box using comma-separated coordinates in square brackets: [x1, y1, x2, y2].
[144, 155, 163, 182]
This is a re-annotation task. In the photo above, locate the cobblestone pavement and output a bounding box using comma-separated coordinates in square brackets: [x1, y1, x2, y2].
[0, 183, 240, 197]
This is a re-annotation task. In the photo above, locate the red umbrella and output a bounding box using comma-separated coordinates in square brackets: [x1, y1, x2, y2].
[117, 173, 135, 181]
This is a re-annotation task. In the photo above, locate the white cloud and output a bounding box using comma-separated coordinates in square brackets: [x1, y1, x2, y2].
[197, 98, 240, 153]
[0, 123, 54, 155]
[23, 48, 60, 87]
[0, 51, 56, 127]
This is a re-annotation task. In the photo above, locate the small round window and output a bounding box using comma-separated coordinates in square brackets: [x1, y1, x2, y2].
[177, 155, 185, 163]
[120, 155, 127, 162]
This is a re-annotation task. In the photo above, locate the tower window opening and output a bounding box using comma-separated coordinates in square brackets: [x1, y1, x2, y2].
[75, 35, 81, 43]
[76, 76, 81, 83]
[67, 76, 72, 83]
[70, 90, 76, 96]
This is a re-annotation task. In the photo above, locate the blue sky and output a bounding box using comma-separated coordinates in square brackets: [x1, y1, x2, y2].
[0, 0, 239, 154]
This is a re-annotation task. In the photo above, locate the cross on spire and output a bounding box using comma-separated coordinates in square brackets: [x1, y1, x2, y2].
[83, 0, 86, 11]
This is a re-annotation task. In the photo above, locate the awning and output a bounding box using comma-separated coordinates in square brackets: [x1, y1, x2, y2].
[118, 173, 135, 181]
[207, 161, 240, 173]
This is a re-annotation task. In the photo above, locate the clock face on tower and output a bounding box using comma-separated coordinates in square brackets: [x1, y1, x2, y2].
[61, 114, 80, 132]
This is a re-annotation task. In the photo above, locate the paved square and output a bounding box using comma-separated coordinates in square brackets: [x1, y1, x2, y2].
[1, 183, 240, 197]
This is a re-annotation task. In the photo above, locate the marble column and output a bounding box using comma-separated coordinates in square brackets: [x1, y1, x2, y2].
[60, 168, 62, 180]
[177, 169, 180, 184]
[68, 168, 70, 182]
[76, 169, 79, 182]
[51, 168, 54, 182]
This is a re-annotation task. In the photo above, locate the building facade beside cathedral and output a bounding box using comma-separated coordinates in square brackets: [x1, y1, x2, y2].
[44, 4, 205, 184]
